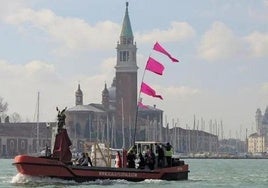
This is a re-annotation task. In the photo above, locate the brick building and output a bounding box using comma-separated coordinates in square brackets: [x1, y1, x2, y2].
[0, 122, 54, 158]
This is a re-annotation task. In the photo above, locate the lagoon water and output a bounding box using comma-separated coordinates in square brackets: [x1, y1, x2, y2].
[1, 158, 268, 188]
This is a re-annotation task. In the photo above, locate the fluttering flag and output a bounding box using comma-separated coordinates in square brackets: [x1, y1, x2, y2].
[140, 82, 163, 100]
[138, 98, 148, 109]
[153, 42, 179, 62]
[145, 57, 165, 75]
[138, 101, 148, 109]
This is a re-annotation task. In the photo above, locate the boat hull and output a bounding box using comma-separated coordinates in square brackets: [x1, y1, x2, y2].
[13, 155, 189, 182]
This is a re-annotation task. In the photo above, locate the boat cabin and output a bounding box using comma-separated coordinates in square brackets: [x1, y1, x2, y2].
[134, 141, 167, 157]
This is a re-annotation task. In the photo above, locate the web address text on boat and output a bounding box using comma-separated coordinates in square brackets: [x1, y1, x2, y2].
[99, 171, 138, 177]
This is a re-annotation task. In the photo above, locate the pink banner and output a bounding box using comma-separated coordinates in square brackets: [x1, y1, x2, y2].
[153, 42, 179, 62]
[138, 101, 148, 109]
[140, 82, 163, 100]
[145, 57, 165, 75]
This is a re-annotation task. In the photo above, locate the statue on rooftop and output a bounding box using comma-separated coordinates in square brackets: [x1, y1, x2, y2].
[56, 107, 67, 133]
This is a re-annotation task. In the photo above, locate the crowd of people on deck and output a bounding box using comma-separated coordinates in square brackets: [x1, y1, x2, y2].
[72, 142, 173, 169]
[124, 142, 174, 170]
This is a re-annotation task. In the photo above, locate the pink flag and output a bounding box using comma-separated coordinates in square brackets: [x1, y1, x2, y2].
[138, 101, 148, 109]
[145, 57, 165, 75]
[153, 42, 179, 62]
[140, 82, 163, 100]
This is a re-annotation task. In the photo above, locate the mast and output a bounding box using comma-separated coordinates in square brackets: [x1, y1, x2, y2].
[174, 119, 177, 153]
[36, 92, 40, 153]
[121, 98, 125, 148]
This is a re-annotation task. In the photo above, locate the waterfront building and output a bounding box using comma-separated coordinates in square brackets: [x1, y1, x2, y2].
[168, 127, 218, 154]
[248, 133, 266, 154]
[219, 138, 247, 155]
[247, 107, 268, 155]
[0, 122, 54, 158]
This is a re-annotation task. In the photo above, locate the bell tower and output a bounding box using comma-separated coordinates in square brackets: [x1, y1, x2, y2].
[75, 83, 83, 106]
[115, 2, 138, 148]
[102, 83, 109, 110]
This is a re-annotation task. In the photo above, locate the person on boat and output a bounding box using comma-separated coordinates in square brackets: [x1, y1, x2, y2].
[73, 153, 81, 165]
[127, 149, 136, 168]
[79, 152, 89, 166]
[85, 152, 93, 166]
[74, 152, 87, 166]
[165, 142, 173, 167]
[115, 151, 122, 168]
[156, 144, 165, 168]
[137, 152, 146, 169]
[145, 149, 156, 170]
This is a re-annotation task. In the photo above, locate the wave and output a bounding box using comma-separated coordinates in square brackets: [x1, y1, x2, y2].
[10, 173, 169, 186]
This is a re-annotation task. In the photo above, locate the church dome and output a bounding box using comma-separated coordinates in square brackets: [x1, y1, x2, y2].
[108, 86, 116, 101]
[108, 77, 116, 102]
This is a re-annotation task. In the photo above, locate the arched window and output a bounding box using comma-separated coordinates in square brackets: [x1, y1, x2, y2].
[76, 123, 81, 137]
[21, 140, 25, 149]
[10, 140, 15, 150]
[120, 51, 129, 62]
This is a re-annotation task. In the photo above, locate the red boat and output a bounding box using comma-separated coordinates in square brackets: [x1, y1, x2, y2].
[13, 110, 189, 182]
[14, 155, 188, 182]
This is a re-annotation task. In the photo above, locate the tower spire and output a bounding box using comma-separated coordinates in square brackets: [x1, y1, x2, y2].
[120, 1, 133, 44]
[75, 83, 83, 106]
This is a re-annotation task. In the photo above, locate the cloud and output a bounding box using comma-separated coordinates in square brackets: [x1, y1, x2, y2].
[100, 57, 116, 81]
[4, 8, 120, 56]
[162, 85, 200, 98]
[245, 31, 268, 57]
[136, 21, 195, 43]
[140, 84, 200, 112]
[198, 21, 244, 62]
[261, 83, 268, 92]
[248, 1, 268, 22]
[198, 22, 268, 61]
[265, 0, 268, 7]
[0, 58, 111, 121]
[0, 0, 28, 20]
[0, 59, 57, 83]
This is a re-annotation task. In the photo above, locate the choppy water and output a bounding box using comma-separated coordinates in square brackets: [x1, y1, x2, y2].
[1, 158, 268, 187]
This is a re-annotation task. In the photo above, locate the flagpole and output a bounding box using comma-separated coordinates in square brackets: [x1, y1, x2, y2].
[133, 54, 151, 145]
[133, 41, 177, 145]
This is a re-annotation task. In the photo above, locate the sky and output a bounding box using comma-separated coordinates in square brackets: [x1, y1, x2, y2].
[0, 0, 268, 139]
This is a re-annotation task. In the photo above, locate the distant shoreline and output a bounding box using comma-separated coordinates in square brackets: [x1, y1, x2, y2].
[180, 156, 268, 159]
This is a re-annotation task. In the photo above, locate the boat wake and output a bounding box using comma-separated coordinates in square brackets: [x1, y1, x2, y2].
[11, 173, 167, 186]
[11, 173, 77, 186]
